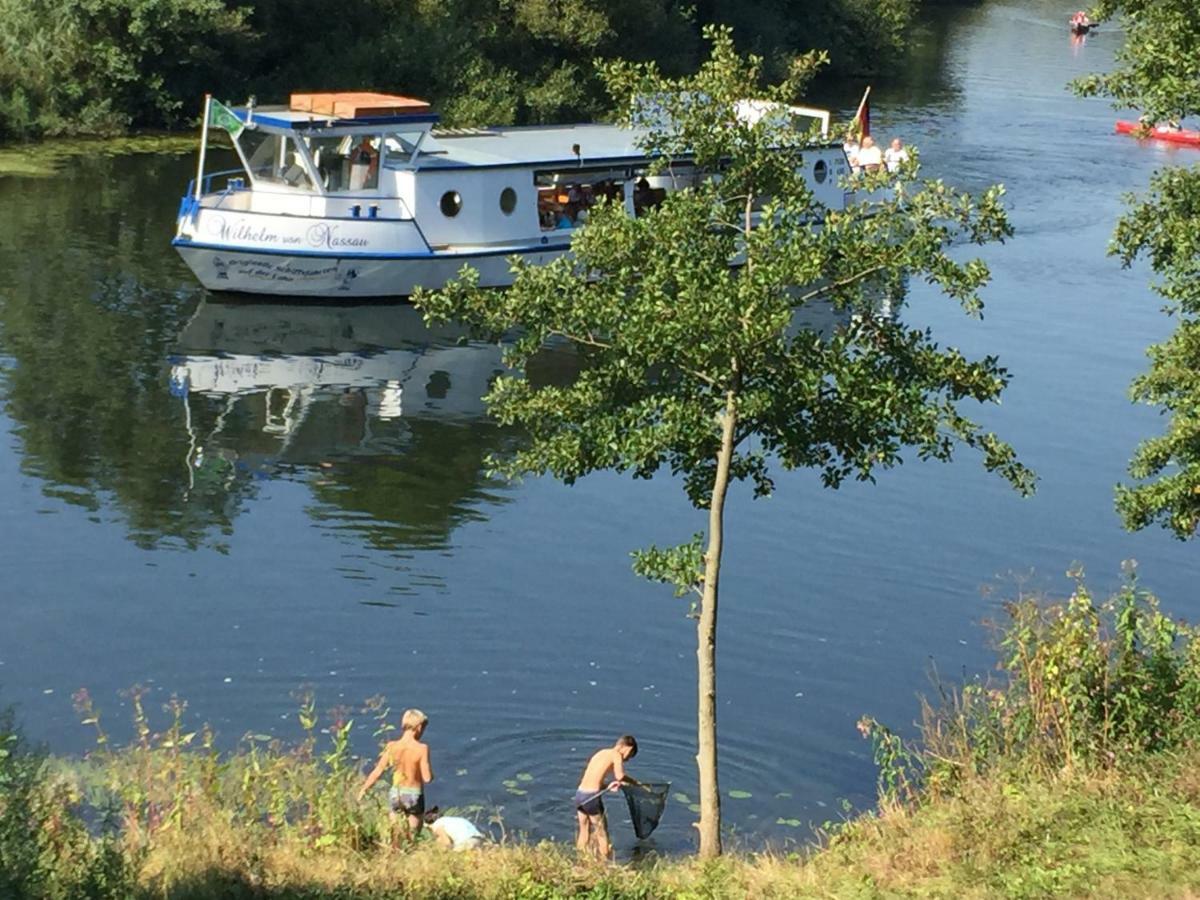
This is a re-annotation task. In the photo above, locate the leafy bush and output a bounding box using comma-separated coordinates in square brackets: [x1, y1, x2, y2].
[0, 707, 138, 900]
[0, 0, 253, 139]
[0, 0, 923, 141]
[860, 567, 1200, 803]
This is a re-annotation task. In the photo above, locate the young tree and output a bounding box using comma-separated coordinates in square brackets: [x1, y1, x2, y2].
[1074, 0, 1200, 538]
[416, 27, 1033, 856]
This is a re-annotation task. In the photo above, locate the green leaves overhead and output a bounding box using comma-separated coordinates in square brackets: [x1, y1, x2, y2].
[1073, 0, 1200, 128]
[1076, 0, 1200, 538]
[418, 28, 1027, 857]
[419, 27, 1031, 510]
[1114, 171, 1200, 535]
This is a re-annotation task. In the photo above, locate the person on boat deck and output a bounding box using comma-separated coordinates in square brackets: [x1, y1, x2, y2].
[555, 207, 575, 229]
[884, 138, 909, 173]
[349, 136, 378, 190]
[633, 177, 653, 213]
[844, 132, 861, 172]
[856, 135, 883, 172]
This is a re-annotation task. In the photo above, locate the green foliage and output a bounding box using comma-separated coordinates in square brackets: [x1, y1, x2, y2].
[882, 568, 1200, 805]
[631, 533, 706, 602]
[1110, 167, 1200, 537]
[0, 0, 253, 139]
[419, 25, 1025, 856]
[1074, 0, 1200, 127]
[0, 0, 925, 140]
[0, 707, 139, 900]
[1074, 0, 1200, 538]
[692, 0, 917, 79]
[418, 25, 1028, 535]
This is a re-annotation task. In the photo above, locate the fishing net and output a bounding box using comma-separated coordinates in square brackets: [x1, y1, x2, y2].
[621, 782, 670, 840]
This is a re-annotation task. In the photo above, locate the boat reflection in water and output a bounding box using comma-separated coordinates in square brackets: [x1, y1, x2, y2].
[162, 292, 872, 551]
[170, 300, 502, 438]
[166, 300, 546, 552]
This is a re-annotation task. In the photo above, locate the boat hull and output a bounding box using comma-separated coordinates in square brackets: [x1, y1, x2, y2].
[1115, 120, 1200, 147]
[173, 241, 571, 297]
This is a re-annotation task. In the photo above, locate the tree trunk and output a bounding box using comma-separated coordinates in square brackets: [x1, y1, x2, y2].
[697, 387, 738, 858]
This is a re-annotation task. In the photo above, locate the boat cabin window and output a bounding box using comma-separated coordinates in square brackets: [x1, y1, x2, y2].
[440, 190, 462, 217]
[534, 167, 674, 230]
[302, 134, 382, 192]
[631, 176, 667, 217]
[499, 186, 518, 215]
[239, 131, 317, 192]
[535, 170, 627, 231]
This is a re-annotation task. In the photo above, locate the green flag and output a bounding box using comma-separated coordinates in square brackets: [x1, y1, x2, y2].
[208, 98, 244, 138]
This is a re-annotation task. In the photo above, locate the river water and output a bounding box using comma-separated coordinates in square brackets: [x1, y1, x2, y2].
[1, 0, 1197, 855]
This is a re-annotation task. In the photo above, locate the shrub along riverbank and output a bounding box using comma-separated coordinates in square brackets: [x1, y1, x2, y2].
[0, 0, 924, 142]
[5, 571, 1200, 899]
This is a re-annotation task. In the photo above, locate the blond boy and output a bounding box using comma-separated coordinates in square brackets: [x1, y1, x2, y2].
[574, 734, 638, 858]
[358, 708, 434, 839]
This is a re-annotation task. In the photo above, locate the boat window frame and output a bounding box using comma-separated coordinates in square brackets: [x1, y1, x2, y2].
[499, 186, 518, 215]
[440, 190, 463, 217]
[233, 128, 326, 194]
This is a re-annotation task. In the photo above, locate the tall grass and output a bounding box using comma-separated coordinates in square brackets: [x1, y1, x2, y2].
[859, 565, 1200, 805]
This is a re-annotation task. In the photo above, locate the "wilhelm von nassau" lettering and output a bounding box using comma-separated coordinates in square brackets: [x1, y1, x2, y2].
[206, 215, 301, 246]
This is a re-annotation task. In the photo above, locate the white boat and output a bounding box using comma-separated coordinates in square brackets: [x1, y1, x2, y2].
[173, 92, 852, 298]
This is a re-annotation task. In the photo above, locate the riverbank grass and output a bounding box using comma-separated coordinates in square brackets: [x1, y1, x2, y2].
[56, 751, 1200, 898]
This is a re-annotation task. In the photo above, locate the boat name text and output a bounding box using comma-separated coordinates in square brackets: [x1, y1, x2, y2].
[206, 215, 301, 246]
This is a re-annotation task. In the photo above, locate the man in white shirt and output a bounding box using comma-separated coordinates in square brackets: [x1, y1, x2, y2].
[884, 138, 910, 173]
[856, 135, 883, 172]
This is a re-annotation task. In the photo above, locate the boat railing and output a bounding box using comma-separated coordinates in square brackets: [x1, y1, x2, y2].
[181, 169, 417, 221]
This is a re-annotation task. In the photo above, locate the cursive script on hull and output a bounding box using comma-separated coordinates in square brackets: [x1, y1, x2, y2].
[306, 223, 369, 250]
[206, 214, 302, 247]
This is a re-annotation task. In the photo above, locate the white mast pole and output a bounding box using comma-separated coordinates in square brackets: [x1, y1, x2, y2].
[194, 94, 212, 203]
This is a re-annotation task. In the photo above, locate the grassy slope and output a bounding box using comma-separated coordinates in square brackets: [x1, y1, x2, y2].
[125, 752, 1200, 899]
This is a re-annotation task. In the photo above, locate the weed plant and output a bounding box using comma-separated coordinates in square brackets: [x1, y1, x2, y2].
[859, 565, 1200, 805]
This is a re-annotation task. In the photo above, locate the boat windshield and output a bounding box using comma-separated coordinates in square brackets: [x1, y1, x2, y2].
[239, 130, 318, 192]
[233, 130, 392, 193]
[304, 135, 385, 192]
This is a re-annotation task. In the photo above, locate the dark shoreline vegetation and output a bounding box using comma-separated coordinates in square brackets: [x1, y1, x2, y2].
[0, 0, 947, 142]
[6, 574, 1200, 898]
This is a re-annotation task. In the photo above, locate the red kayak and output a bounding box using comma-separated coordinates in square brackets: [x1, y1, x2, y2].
[1116, 120, 1200, 147]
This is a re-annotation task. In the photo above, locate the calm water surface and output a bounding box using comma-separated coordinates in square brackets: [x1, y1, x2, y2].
[2, 0, 1198, 854]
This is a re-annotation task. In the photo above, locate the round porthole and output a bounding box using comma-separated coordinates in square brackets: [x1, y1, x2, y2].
[440, 190, 462, 217]
[813, 159, 829, 184]
[500, 187, 518, 215]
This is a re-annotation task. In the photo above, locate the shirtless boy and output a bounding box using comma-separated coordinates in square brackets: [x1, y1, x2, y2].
[574, 734, 637, 858]
[357, 708, 434, 840]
